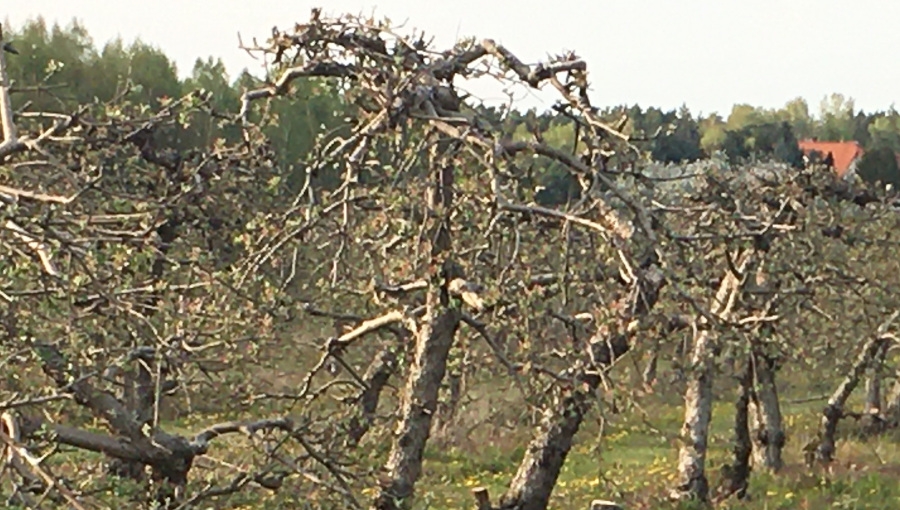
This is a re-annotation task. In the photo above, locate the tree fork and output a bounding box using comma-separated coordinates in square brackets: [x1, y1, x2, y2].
[373, 141, 463, 510]
[671, 249, 752, 502]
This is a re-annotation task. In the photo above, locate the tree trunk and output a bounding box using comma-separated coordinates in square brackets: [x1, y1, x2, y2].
[345, 345, 398, 447]
[723, 356, 753, 500]
[864, 340, 888, 415]
[749, 349, 784, 472]
[373, 305, 461, 510]
[373, 145, 462, 510]
[671, 250, 750, 502]
[816, 334, 891, 462]
[107, 348, 156, 481]
[498, 372, 599, 510]
[500, 265, 665, 510]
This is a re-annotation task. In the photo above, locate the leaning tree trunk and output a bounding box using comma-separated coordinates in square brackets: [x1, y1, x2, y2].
[671, 250, 750, 503]
[863, 339, 889, 423]
[748, 348, 784, 472]
[497, 370, 601, 510]
[495, 265, 665, 510]
[816, 333, 892, 462]
[373, 303, 461, 510]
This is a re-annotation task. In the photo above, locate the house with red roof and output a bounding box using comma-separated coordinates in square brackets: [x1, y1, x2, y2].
[798, 139, 865, 179]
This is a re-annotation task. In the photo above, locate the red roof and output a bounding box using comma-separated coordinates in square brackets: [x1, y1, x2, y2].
[798, 140, 864, 178]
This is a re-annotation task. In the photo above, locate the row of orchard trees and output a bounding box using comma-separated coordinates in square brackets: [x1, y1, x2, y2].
[3, 11, 900, 510]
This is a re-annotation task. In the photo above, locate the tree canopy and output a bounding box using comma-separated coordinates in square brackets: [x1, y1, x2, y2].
[2, 12, 900, 510]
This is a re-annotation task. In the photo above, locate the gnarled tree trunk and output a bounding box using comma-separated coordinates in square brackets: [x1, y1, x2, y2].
[723, 356, 753, 500]
[373, 146, 464, 510]
[749, 348, 784, 472]
[671, 250, 750, 502]
[499, 265, 664, 510]
[816, 333, 892, 462]
[373, 305, 461, 510]
[498, 371, 600, 510]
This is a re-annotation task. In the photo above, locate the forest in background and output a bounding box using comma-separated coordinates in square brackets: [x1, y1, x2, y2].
[5, 16, 900, 207]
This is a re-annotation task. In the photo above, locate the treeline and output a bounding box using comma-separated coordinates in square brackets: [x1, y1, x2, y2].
[2, 17, 348, 190]
[5, 17, 900, 202]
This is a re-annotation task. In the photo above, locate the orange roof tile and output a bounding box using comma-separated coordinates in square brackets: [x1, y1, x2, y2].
[798, 140, 864, 178]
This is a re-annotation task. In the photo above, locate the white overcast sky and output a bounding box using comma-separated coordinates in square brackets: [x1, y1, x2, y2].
[4, 0, 898, 116]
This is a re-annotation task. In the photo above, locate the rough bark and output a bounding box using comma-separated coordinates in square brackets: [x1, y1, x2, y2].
[372, 306, 461, 510]
[816, 334, 891, 462]
[749, 349, 784, 472]
[723, 357, 753, 500]
[499, 265, 664, 510]
[372, 148, 463, 510]
[498, 372, 598, 510]
[671, 250, 750, 502]
[345, 346, 398, 447]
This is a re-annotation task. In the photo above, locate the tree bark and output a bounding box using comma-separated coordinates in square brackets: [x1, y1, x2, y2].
[816, 334, 891, 462]
[372, 305, 461, 510]
[671, 250, 750, 503]
[723, 356, 752, 500]
[500, 265, 665, 510]
[498, 372, 599, 510]
[372, 145, 463, 510]
[749, 349, 784, 472]
[345, 345, 398, 447]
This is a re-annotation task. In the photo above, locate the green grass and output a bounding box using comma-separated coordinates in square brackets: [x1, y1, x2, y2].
[399, 394, 900, 510]
[370, 363, 900, 510]
[18, 333, 900, 509]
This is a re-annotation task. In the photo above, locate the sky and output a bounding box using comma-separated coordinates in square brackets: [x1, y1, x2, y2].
[4, 0, 899, 117]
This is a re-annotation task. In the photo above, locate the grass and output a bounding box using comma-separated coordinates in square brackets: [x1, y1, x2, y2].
[222, 349, 900, 509]
[13, 326, 900, 510]
[405, 392, 900, 510]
